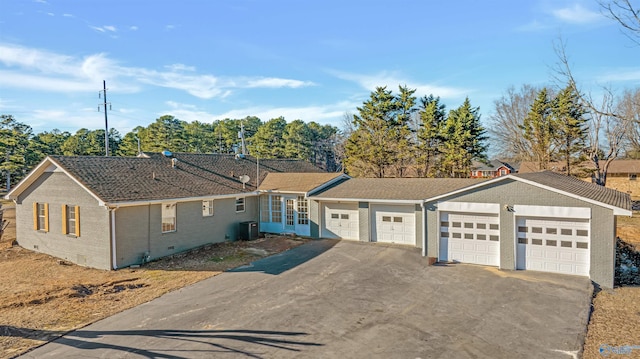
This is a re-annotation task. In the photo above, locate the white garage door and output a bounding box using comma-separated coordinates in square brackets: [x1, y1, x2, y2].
[516, 217, 590, 276]
[372, 205, 415, 245]
[439, 212, 500, 266]
[322, 203, 359, 240]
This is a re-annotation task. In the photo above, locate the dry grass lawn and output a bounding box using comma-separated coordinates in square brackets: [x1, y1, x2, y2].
[1, 203, 639, 359]
[0, 203, 307, 358]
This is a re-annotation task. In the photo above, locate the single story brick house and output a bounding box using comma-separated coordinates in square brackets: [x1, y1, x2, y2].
[6, 154, 632, 288]
[5, 153, 323, 270]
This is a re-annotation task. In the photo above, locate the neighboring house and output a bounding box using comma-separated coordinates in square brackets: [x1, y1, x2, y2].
[4, 153, 323, 270]
[519, 159, 640, 197]
[470, 160, 515, 178]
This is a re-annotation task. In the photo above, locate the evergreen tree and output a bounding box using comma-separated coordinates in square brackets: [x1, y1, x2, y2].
[0, 115, 32, 190]
[344, 86, 398, 177]
[439, 98, 487, 177]
[283, 119, 313, 160]
[389, 85, 417, 177]
[522, 88, 556, 170]
[552, 84, 587, 175]
[416, 95, 446, 177]
[249, 116, 287, 158]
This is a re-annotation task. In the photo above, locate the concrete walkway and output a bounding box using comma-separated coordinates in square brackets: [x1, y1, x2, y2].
[21, 239, 592, 358]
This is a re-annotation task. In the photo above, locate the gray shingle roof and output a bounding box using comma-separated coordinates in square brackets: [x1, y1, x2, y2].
[311, 178, 486, 201]
[514, 171, 632, 210]
[49, 153, 323, 203]
[259, 172, 345, 192]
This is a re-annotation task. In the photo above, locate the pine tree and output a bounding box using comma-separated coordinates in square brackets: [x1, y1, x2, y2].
[416, 95, 446, 177]
[522, 88, 556, 170]
[344, 86, 399, 177]
[249, 117, 286, 158]
[439, 98, 487, 177]
[283, 119, 313, 160]
[552, 84, 587, 175]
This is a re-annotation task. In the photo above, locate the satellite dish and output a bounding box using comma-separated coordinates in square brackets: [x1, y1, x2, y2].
[162, 150, 173, 157]
[239, 175, 250, 189]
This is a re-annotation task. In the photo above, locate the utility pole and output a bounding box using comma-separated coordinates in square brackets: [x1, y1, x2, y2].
[98, 80, 111, 156]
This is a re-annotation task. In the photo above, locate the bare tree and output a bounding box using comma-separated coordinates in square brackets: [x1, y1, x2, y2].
[554, 41, 633, 185]
[585, 92, 629, 185]
[488, 85, 540, 161]
[600, 0, 640, 44]
[617, 88, 640, 156]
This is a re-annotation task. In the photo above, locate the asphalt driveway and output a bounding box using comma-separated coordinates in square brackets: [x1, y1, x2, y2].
[21, 239, 592, 359]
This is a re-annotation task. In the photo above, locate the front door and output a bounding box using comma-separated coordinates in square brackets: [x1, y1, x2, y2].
[285, 198, 295, 231]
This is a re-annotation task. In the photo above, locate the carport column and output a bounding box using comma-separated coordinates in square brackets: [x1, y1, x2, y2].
[309, 199, 320, 238]
[421, 202, 426, 256]
[358, 202, 370, 242]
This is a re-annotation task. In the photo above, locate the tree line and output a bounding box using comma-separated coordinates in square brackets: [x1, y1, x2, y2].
[0, 114, 342, 190]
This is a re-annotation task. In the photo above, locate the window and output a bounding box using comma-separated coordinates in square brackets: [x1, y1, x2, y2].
[271, 196, 282, 223]
[202, 200, 214, 217]
[518, 237, 527, 244]
[532, 227, 542, 234]
[452, 222, 461, 228]
[476, 223, 486, 229]
[393, 217, 402, 223]
[33, 202, 49, 232]
[630, 173, 637, 181]
[441, 231, 449, 238]
[518, 226, 528, 233]
[576, 242, 589, 249]
[260, 197, 270, 222]
[489, 224, 499, 230]
[235, 197, 245, 213]
[576, 229, 588, 237]
[477, 234, 486, 240]
[561, 228, 572, 235]
[500, 169, 507, 176]
[546, 240, 557, 246]
[62, 204, 80, 236]
[546, 228, 557, 235]
[464, 233, 473, 239]
[341, 214, 349, 220]
[452, 232, 462, 238]
[297, 196, 309, 225]
[489, 235, 499, 241]
[561, 241, 572, 248]
[532, 238, 543, 245]
[464, 222, 473, 228]
[441, 221, 449, 227]
[331, 213, 339, 219]
[382, 216, 392, 222]
[162, 203, 176, 233]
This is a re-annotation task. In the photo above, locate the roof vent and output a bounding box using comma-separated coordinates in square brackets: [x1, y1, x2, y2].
[162, 150, 173, 157]
[171, 158, 178, 168]
[235, 153, 246, 160]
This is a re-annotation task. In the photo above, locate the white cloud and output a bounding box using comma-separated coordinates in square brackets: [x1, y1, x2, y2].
[552, 4, 602, 24]
[0, 43, 314, 98]
[245, 77, 315, 88]
[130, 26, 138, 31]
[63, 13, 73, 17]
[597, 68, 640, 82]
[90, 25, 117, 33]
[329, 69, 469, 99]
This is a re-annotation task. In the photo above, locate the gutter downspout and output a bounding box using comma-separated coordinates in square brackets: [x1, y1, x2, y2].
[420, 201, 426, 257]
[111, 207, 118, 269]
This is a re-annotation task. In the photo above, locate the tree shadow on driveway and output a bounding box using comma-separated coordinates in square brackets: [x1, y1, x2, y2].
[229, 239, 338, 275]
[5, 325, 322, 359]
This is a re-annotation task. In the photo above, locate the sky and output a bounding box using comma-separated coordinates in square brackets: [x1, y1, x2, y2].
[0, 0, 638, 136]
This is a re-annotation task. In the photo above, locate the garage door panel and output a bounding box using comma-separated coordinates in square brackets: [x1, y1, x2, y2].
[372, 205, 415, 245]
[517, 216, 590, 277]
[439, 211, 500, 266]
[323, 203, 359, 240]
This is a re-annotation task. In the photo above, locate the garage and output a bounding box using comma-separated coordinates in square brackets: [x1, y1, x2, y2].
[371, 204, 415, 245]
[321, 202, 359, 240]
[516, 217, 590, 276]
[438, 212, 500, 266]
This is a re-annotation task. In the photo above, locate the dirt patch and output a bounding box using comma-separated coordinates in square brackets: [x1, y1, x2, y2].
[582, 287, 640, 359]
[0, 203, 307, 359]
